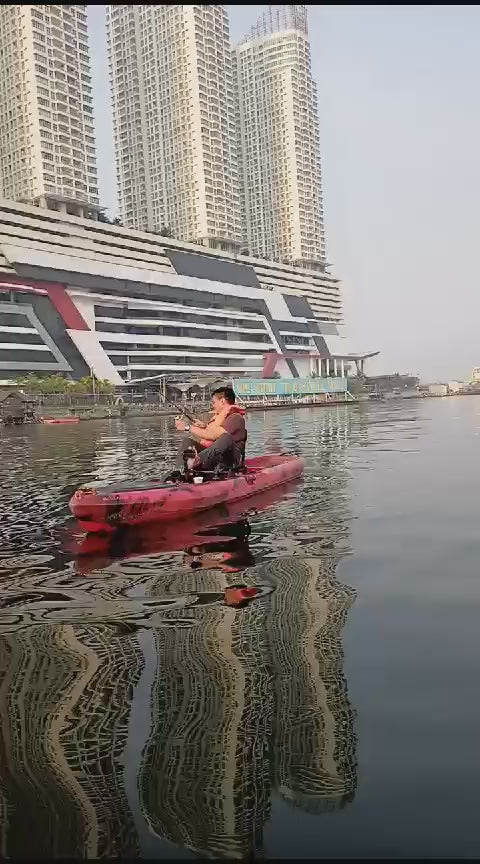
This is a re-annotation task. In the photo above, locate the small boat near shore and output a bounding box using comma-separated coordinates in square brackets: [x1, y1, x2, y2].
[69, 453, 304, 533]
[41, 417, 80, 425]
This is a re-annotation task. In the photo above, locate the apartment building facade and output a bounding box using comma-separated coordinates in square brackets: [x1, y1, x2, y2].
[107, 4, 243, 251]
[0, 4, 100, 218]
[236, 5, 326, 270]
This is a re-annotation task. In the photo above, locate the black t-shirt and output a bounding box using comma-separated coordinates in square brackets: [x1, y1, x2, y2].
[222, 412, 246, 445]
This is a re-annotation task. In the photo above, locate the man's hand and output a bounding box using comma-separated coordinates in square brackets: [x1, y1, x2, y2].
[175, 417, 188, 432]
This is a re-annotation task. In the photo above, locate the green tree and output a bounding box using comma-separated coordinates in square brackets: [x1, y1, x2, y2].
[159, 224, 174, 238]
[15, 373, 69, 394]
[13, 373, 116, 396]
[69, 377, 91, 394]
[97, 378, 115, 394]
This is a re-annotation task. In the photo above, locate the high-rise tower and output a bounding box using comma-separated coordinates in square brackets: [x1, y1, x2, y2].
[236, 5, 326, 269]
[107, 5, 243, 251]
[0, 5, 100, 218]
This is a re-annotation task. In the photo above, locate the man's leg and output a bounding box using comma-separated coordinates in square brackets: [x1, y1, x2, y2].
[175, 435, 206, 469]
[195, 432, 235, 472]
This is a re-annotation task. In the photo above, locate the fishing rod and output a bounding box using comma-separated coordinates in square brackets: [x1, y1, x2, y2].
[163, 394, 197, 424]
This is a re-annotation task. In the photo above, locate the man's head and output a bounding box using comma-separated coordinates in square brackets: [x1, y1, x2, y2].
[211, 385, 236, 414]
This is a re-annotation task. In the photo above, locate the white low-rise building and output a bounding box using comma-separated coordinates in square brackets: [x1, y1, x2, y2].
[428, 384, 448, 397]
[0, 201, 375, 384]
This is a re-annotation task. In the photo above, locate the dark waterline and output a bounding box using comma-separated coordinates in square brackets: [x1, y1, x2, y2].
[1, 398, 480, 858]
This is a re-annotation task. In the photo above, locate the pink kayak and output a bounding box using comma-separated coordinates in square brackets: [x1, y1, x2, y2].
[69, 454, 304, 533]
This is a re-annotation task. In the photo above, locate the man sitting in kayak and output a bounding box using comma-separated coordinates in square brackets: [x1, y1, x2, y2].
[174, 385, 247, 476]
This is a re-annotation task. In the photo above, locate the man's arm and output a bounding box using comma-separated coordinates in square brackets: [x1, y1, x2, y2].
[175, 416, 225, 441]
[193, 405, 239, 441]
[190, 419, 225, 441]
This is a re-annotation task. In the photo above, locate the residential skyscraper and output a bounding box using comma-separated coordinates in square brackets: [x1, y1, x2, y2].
[236, 5, 326, 269]
[107, 4, 243, 251]
[0, 5, 100, 218]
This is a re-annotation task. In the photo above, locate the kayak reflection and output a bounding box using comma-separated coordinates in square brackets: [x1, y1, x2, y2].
[69, 480, 300, 577]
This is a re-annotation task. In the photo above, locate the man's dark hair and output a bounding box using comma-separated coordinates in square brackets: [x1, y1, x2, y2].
[212, 385, 236, 404]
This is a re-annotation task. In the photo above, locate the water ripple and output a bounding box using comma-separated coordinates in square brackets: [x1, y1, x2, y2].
[0, 403, 425, 859]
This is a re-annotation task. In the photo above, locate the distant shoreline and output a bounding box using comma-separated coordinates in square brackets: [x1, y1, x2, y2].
[32, 396, 357, 424]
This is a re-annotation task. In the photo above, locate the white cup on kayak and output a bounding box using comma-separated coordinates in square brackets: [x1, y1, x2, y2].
[193, 476, 204, 485]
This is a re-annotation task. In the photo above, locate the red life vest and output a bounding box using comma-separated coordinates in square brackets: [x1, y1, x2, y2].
[199, 404, 246, 448]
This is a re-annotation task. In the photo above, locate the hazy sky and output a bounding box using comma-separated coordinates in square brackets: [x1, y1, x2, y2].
[87, 5, 480, 381]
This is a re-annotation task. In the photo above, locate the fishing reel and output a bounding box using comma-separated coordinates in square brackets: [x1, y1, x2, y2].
[182, 445, 198, 477]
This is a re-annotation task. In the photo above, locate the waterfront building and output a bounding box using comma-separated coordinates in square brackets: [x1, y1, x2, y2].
[0, 202, 374, 384]
[0, 388, 35, 424]
[108, 3, 326, 271]
[107, 4, 243, 251]
[0, 5, 100, 219]
[470, 367, 480, 384]
[427, 383, 448, 398]
[236, 5, 326, 269]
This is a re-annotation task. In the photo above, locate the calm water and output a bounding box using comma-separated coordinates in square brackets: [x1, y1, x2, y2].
[1, 397, 480, 859]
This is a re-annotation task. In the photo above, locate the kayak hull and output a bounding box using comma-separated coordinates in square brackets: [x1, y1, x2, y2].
[69, 454, 304, 533]
[67, 478, 302, 572]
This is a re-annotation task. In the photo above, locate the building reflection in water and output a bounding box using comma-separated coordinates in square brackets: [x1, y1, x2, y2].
[268, 556, 357, 812]
[136, 549, 357, 859]
[0, 514, 357, 857]
[0, 623, 143, 859]
[140, 574, 273, 859]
